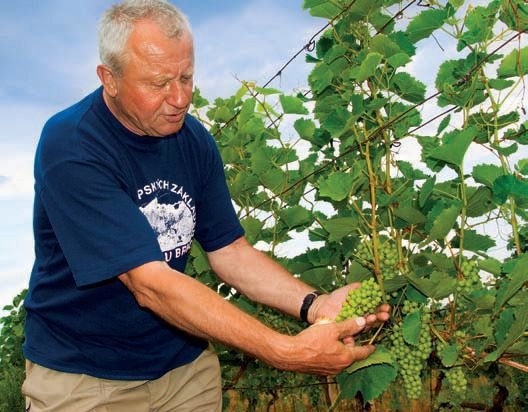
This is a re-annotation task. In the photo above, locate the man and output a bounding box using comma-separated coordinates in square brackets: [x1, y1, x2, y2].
[22, 0, 389, 410]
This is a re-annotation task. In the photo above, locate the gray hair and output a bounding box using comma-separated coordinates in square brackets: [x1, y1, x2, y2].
[98, 0, 192, 75]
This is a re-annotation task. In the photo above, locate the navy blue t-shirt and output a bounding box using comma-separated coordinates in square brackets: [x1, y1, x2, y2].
[23, 87, 245, 380]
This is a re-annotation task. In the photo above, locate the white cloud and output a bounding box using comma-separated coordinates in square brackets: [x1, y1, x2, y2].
[193, 0, 319, 99]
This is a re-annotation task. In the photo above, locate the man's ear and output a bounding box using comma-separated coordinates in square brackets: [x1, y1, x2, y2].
[96, 65, 118, 97]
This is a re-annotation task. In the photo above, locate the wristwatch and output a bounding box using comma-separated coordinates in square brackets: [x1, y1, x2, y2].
[300, 291, 321, 323]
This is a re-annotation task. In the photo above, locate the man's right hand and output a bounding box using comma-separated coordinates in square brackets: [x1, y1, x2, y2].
[269, 317, 375, 375]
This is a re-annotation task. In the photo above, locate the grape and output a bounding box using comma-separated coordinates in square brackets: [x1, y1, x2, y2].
[336, 277, 383, 321]
[355, 238, 401, 280]
[389, 310, 432, 399]
[457, 258, 481, 296]
[444, 367, 467, 397]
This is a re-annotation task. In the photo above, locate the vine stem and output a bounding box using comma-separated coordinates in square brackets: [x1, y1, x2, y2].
[364, 142, 383, 288]
[498, 357, 528, 373]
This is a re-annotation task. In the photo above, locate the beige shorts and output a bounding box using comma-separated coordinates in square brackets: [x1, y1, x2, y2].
[22, 344, 222, 412]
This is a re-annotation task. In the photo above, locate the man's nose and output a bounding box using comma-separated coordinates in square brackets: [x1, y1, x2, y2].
[166, 81, 191, 108]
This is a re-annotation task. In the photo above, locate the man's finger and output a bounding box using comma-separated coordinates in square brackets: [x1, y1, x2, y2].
[346, 344, 376, 362]
[336, 317, 366, 339]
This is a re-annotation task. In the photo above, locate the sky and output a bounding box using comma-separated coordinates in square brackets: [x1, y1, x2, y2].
[0, 1, 526, 311]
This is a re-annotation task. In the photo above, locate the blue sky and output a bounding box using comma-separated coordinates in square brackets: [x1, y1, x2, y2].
[0, 0, 321, 309]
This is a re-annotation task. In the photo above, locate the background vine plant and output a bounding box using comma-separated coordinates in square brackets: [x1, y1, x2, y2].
[188, 0, 528, 409]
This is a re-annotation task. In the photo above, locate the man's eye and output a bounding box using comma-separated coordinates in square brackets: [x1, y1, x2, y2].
[153, 82, 168, 88]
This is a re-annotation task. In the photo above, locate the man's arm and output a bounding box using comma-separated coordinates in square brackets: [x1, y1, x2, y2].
[207, 237, 390, 324]
[118, 261, 375, 375]
[207, 237, 316, 320]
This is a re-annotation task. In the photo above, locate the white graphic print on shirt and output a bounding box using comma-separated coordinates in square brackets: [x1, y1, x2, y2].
[138, 179, 196, 262]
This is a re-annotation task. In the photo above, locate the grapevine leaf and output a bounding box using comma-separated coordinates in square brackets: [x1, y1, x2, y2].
[492, 142, 518, 157]
[338, 364, 397, 401]
[495, 254, 528, 311]
[190, 246, 210, 274]
[488, 78, 515, 90]
[448, 0, 464, 8]
[495, 308, 515, 347]
[497, 47, 528, 78]
[393, 206, 427, 225]
[472, 164, 504, 188]
[419, 176, 436, 208]
[321, 216, 359, 242]
[308, 63, 334, 94]
[425, 202, 461, 242]
[234, 295, 258, 315]
[387, 52, 411, 68]
[278, 206, 312, 229]
[191, 87, 209, 108]
[240, 217, 264, 245]
[484, 305, 528, 363]
[515, 158, 528, 175]
[324, 44, 349, 74]
[238, 97, 256, 126]
[250, 145, 298, 174]
[279, 95, 309, 115]
[294, 118, 316, 140]
[347, 0, 384, 23]
[405, 7, 448, 43]
[499, 0, 528, 31]
[347, 261, 372, 282]
[354, 52, 383, 82]
[451, 229, 496, 252]
[338, 361, 397, 401]
[303, 0, 341, 18]
[466, 186, 496, 217]
[479, 257, 502, 276]
[384, 276, 408, 293]
[300, 267, 334, 290]
[406, 271, 456, 300]
[389, 31, 416, 57]
[345, 346, 394, 374]
[428, 126, 476, 168]
[253, 86, 282, 95]
[389, 72, 426, 104]
[474, 315, 493, 337]
[402, 310, 422, 346]
[397, 160, 429, 180]
[317, 172, 354, 201]
[437, 114, 451, 134]
[439, 343, 458, 367]
[370, 34, 401, 58]
[321, 107, 351, 136]
[457, 3, 499, 51]
[493, 174, 528, 204]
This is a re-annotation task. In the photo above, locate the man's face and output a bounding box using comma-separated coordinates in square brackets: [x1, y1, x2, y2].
[108, 20, 194, 137]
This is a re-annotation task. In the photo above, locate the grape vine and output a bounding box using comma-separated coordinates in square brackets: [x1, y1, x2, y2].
[189, 0, 528, 409]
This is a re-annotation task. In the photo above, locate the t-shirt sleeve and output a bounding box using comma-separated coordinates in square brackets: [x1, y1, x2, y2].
[193, 136, 245, 252]
[40, 158, 164, 287]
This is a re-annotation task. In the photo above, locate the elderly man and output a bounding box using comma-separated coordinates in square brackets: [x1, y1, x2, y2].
[22, 0, 389, 410]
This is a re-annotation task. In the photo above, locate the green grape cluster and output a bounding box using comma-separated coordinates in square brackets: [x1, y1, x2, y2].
[355, 238, 400, 280]
[401, 300, 420, 314]
[444, 367, 467, 397]
[457, 258, 481, 296]
[336, 277, 383, 321]
[390, 311, 432, 399]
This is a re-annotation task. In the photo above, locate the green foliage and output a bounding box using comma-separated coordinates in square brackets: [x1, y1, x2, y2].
[189, 0, 528, 409]
[0, 289, 27, 412]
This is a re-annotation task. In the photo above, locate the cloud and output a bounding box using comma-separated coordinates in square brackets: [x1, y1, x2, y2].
[192, 0, 321, 99]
